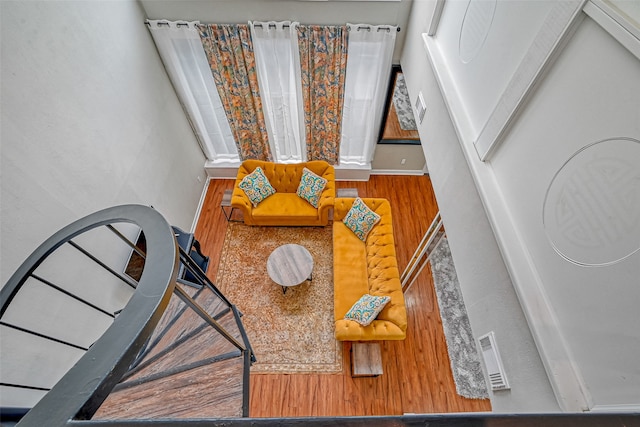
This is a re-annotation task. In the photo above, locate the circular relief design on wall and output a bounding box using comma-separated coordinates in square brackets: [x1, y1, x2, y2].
[459, 0, 497, 64]
[543, 137, 640, 267]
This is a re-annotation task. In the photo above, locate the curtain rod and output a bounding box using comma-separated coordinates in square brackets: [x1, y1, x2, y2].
[252, 22, 401, 32]
[147, 20, 400, 32]
[145, 20, 191, 28]
[251, 22, 291, 29]
[351, 26, 401, 33]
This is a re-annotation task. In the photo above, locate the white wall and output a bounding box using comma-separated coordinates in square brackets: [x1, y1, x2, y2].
[400, 0, 559, 412]
[1, 0, 206, 285]
[488, 15, 640, 409]
[0, 0, 206, 407]
[141, 0, 412, 64]
[371, 144, 426, 174]
[407, 0, 640, 413]
[432, 0, 555, 138]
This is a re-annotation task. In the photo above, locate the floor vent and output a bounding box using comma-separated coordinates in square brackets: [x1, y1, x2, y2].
[478, 331, 510, 391]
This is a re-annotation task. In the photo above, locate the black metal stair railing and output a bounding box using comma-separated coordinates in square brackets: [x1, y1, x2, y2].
[0, 204, 254, 426]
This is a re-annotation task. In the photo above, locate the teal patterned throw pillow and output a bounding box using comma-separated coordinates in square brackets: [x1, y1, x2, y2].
[239, 167, 276, 207]
[296, 167, 327, 208]
[344, 294, 391, 326]
[343, 198, 380, 241]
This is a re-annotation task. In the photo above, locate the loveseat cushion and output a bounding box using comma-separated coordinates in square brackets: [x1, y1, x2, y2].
[252, 193, 319, 221]
[333, 220, 370, 316]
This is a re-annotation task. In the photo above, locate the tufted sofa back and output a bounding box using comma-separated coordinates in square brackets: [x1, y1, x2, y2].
[239, 160, 334, 194]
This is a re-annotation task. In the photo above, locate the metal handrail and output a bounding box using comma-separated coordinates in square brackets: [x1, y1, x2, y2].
[1, 205, 179, 425]
[401, 211, 444, 293]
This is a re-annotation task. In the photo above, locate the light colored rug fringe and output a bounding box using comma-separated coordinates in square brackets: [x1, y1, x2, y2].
[429, 236, 489, 399]
[216, 223, 342, 374]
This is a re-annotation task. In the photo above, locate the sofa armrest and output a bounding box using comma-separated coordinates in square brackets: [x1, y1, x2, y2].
[317, 166, 336, 224]
[335, 319, 406, 341]
[231, 163, 253, 222]
[231, 185, 252, 218]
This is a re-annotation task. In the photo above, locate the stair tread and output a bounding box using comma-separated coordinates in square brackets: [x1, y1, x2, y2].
[94, 356, 245, 419]
[95, 281, 250, 420]
[123, 310, 242, 384]
[138, 285, 230, 363]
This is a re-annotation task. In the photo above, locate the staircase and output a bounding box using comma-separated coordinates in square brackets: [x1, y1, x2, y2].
[94, 282, 250, 419]
[0, 205, 253, 425]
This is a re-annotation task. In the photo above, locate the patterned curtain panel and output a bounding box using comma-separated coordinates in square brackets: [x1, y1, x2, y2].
[199, 24, 272, 161]
[296, 25, 348, 165]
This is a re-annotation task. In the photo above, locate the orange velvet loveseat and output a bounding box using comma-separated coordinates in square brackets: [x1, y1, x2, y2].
[332, 198, 407, 341]
[231, 160, 335, 226]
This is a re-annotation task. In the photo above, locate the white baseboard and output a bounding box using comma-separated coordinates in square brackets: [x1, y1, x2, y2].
[370, 169, 426, 176]
[190, 177, 211, 233]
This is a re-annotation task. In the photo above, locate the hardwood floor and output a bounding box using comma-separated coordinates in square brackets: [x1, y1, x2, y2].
[194, 175, 491, 417]
[382, 101, 420, 141]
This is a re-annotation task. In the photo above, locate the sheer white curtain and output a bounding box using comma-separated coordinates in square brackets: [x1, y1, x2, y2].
[147, 20, 238, 163]
[340, 24, 396, 166]
[250, 21, 305, 163]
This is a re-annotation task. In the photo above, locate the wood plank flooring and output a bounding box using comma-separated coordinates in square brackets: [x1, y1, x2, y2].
[194, 175, 491, 417]
[382, 101, 420, 141]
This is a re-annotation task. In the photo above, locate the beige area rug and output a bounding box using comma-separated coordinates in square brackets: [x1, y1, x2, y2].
[216, 223, 342, 374]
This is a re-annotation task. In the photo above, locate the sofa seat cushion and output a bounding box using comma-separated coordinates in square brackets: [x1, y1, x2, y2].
[333, 222, 370, 318]
[252, 193, 319, 221]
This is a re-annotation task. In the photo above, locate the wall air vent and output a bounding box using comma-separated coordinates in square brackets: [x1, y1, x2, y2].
[478, 331, 510, 391]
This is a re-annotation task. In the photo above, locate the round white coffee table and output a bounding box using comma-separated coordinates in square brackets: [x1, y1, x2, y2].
[266, 244, 314, 294]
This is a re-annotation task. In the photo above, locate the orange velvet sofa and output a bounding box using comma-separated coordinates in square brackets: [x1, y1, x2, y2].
[332, 198, 407, 341]
[231, 160, 335, 226]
